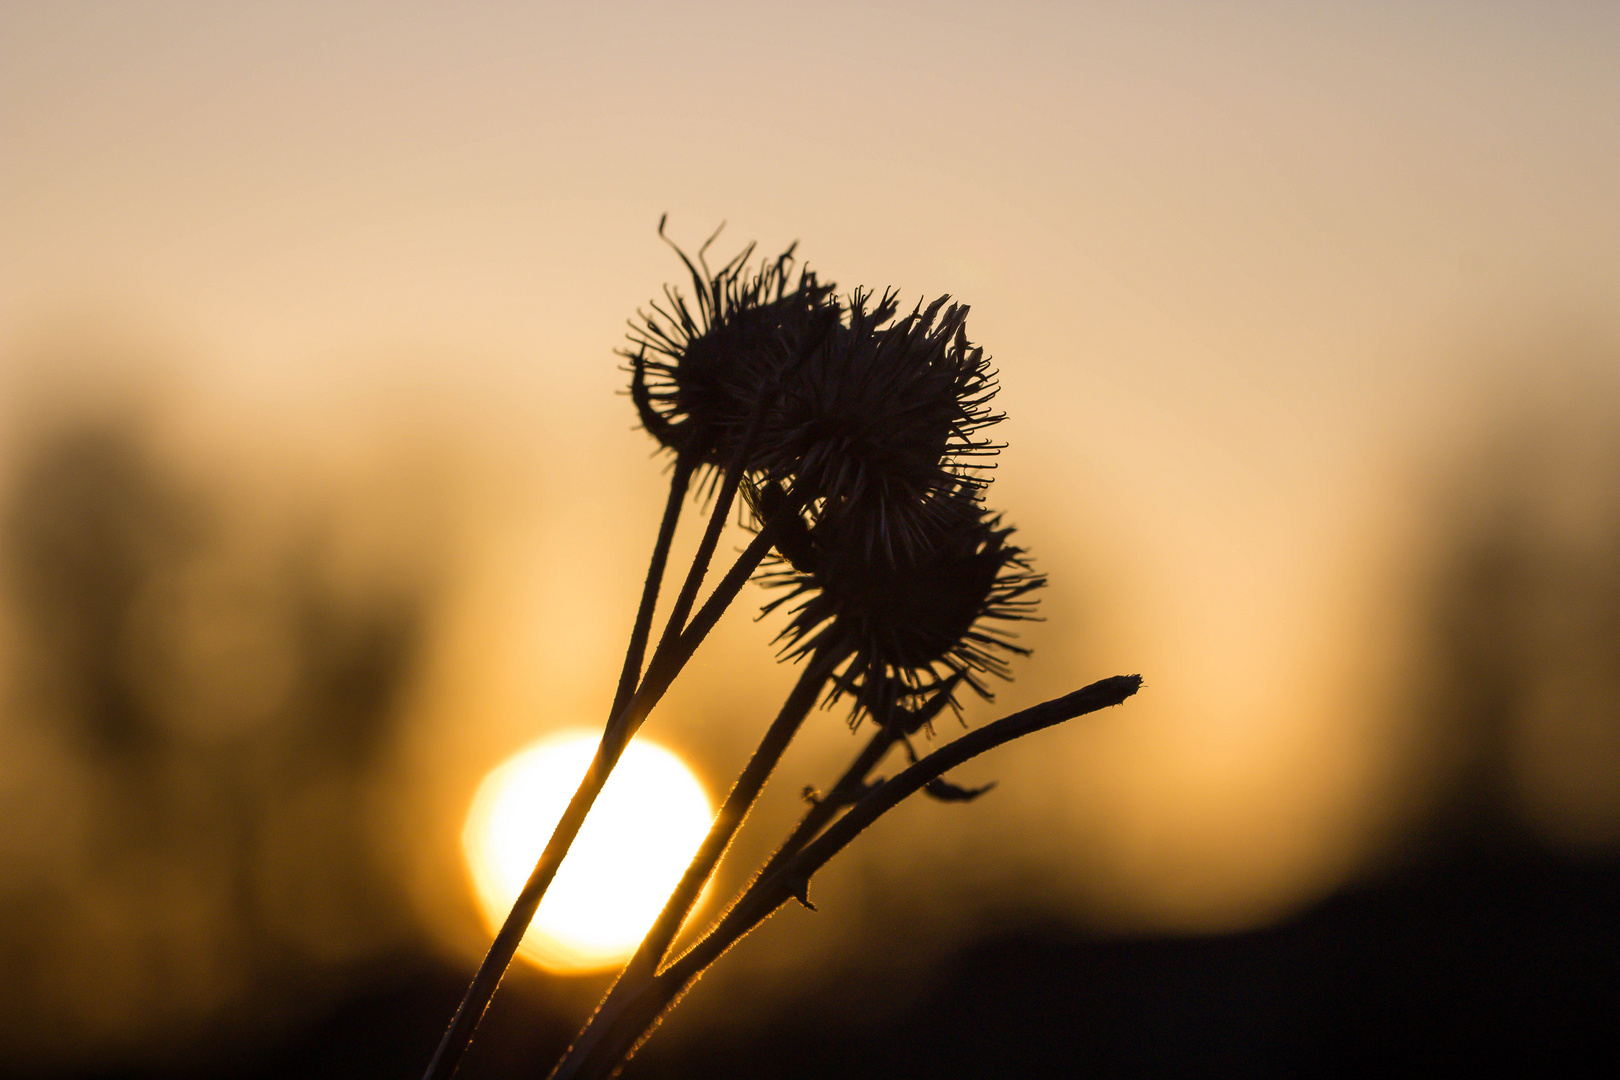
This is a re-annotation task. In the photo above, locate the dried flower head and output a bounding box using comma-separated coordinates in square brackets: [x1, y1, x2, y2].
[757, 483, 1045, 726]
[625, 218, 838, 474]
[754, 288, 1004, 562]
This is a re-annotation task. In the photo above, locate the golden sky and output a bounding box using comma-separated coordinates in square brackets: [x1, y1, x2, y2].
[3, 0, 1617, 968]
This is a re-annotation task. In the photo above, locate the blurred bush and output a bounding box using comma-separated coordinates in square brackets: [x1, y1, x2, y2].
[1404, 391, 1620, 855]
[0, 416, 433, 1073]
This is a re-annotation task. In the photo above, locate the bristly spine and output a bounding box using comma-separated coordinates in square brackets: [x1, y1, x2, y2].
[753, 288, 1004, 564]
[755, 483, 1045, 728]
[623, 217, 838, 483]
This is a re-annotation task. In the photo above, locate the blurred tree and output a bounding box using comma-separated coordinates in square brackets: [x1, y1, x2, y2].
[0, 417, 433, 1073]
[5, 425, 202, 761]
[1412, 409, 1620, 855]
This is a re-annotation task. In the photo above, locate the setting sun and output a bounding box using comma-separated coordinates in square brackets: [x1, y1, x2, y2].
[463, 730, 713, 974]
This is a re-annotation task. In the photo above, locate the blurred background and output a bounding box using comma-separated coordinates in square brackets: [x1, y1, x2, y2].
[2, 1, 1616, 1075]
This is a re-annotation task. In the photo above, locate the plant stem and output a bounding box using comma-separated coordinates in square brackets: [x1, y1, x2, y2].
[421, 703, 633, 1080]
[550, 675, 1142, 1080]
[610, 458, 693, 723]
[526, 514, 801, 1080]
[428, 355, 814, 1079]
[635, 375, 786, 706]
[546, 646, 846, 1080]
[759, 679, 960, 880]
[633, 642, 848, 978]
[640, 515, 788, 701]
[681, 675, 1143, 978]
[425, 468, 796, 1080]
[763, 722, 898, 874]
[422, 454, 712, 1080]
[643, 466, 743, 687]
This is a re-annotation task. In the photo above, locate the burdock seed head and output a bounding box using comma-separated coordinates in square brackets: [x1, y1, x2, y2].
[753, 288, 1004, 563]
[757, 482, 1045, 727]
[624, 217, 838, 475]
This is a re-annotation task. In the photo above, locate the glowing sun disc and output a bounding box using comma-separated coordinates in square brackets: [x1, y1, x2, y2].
[463, 730, 713, 973]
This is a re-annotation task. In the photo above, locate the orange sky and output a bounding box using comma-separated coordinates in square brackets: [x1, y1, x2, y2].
[3, 0, 1617, 956]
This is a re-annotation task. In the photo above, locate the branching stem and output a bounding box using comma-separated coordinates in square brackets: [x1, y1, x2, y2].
[609, 458, 693, 723]
[549, 675, 1143, 1080]
[424, 448, 778, 1080]
[631, 642, 850, 979]
[556, 641, 850, 1080]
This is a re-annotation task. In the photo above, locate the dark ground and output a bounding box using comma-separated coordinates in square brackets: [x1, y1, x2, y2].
[49, 842, 1618, 1080]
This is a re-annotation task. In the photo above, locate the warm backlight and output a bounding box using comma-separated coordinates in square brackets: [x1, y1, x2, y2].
[463, 730, 713, 973]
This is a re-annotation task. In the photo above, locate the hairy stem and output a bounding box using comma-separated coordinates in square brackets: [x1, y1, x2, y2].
[423, 452, 759, 1080]
[610, 458, 693, 723]
[550, 646, 848, 1079]
[760, 679, 959, 877]
[634, 642, 849, 977]
[422, 687, 633, 1080]
[636, 389, 777, 700]
[551, 675, 1143, 1080]
[429, 337, 820, 1080]
[763, 723, 898, 877]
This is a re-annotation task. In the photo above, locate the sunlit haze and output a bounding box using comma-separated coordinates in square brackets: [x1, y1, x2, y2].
[463, 731, 712, 973]
[1, 1, 1615, 1069]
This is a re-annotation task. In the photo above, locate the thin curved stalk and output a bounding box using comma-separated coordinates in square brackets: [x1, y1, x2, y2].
[634, 379, 783, 705]
[759, 678, 961, 879]
[683, 675, 1143, 978]
[550, 675, 1143, 1080]
[547, 645, 846, 1080]
[610, 458, 693, 722]
[630, 642, 849, 979]
[423, 461, 693, 1080]
[429, 341, 822, 1079]
[428, 729, 633, 1080]
[641, 466, 745, 696]
[612, 640, 849, 995]
[423, 452, 761, 1080]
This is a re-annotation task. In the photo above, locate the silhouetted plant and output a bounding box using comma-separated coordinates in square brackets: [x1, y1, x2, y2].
[424, 220, 1140, 1080]
[759, 480, 1045, 721]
